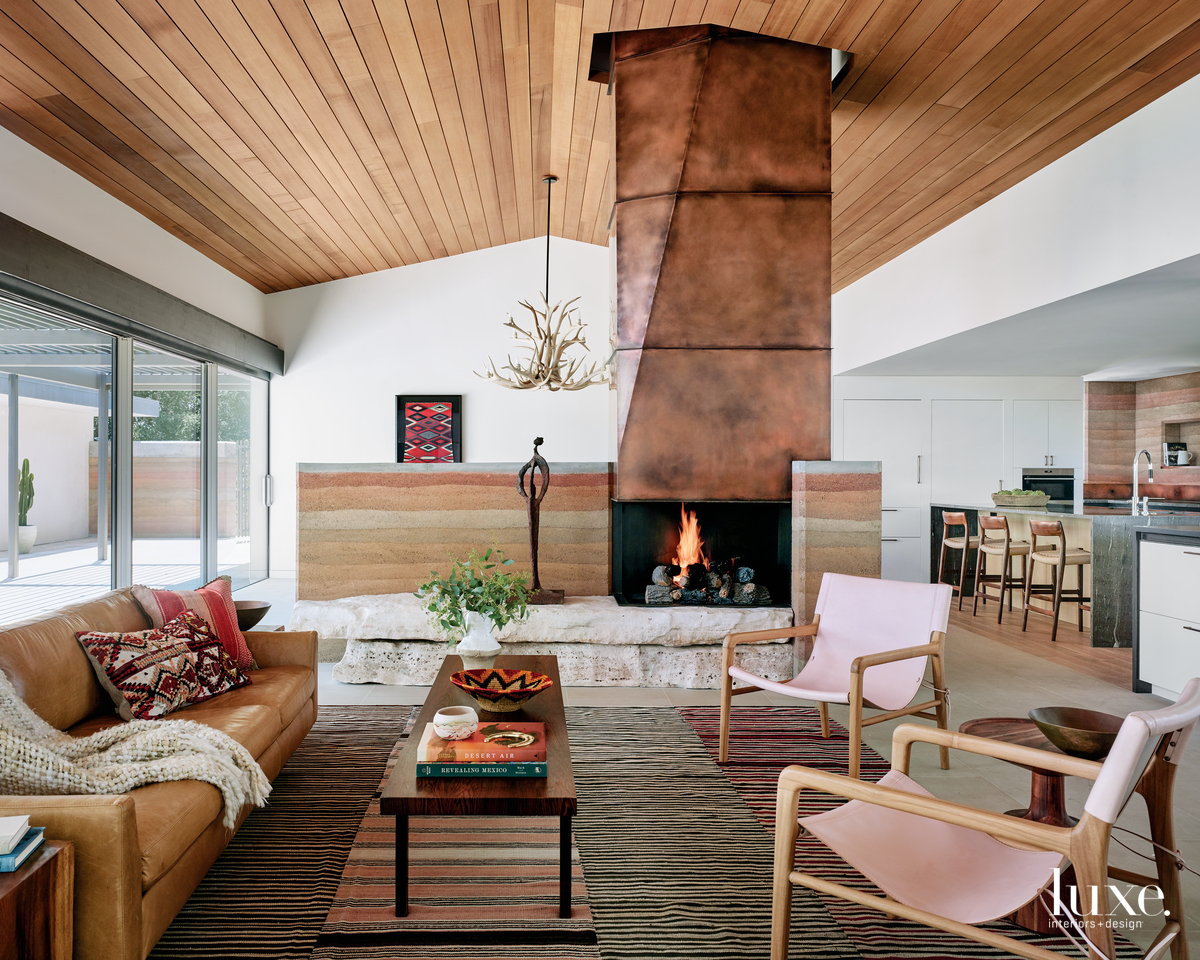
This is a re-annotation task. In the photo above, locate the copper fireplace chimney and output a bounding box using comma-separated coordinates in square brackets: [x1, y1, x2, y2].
[591, 25, 832, 502]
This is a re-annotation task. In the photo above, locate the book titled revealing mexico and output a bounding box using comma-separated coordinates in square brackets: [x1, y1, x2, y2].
[416, 721, 547, 778]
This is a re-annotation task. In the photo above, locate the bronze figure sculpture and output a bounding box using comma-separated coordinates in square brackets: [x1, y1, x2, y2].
[517, 437, 564, 604]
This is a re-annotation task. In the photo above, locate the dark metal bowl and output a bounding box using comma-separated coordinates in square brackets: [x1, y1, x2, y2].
[234, 600, 272, 631]
[1028, 707, 1124, 760]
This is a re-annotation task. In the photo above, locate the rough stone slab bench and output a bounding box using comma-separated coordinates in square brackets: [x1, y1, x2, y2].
[289, 594, 795, 688]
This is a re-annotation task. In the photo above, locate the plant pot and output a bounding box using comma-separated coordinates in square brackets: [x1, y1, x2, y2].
[17, 525, 36, 555]
[455, 610, 501, 670]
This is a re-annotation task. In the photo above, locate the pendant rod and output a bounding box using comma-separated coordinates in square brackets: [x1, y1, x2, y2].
[543, 175, 557, 304]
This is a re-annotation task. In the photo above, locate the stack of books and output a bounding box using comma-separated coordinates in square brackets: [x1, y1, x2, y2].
[416, 721, 547, 778]
[1, 815, 45, 872]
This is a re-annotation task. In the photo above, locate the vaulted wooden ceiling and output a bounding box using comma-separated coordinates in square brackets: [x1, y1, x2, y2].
[1, 0, 1198, 295]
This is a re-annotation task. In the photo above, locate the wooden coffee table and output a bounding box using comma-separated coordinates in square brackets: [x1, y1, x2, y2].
[380, 653, 577, 918]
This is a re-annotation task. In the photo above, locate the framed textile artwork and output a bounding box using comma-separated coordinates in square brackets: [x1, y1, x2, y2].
[397, 395, 462, 463]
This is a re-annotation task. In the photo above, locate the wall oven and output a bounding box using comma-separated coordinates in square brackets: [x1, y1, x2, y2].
[1022, 467, 1074, 502]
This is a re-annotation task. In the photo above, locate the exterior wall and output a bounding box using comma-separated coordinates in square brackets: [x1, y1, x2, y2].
[0, 397, 94, 545]
[791, 461, 882, 623]
[296, 462, 612, 601]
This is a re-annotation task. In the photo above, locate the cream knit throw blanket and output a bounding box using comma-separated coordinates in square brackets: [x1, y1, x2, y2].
[0, 669, 269, 828]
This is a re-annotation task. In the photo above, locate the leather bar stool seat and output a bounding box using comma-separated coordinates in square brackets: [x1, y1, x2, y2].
[972, 514, 1029, 624]
[936, 511, 979, 611]
[1022, 519, 1091, 642]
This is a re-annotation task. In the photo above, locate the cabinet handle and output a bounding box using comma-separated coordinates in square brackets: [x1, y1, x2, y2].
[882, 538, 899, 542]
[917, 455, 921, 484]
[882, 508, 898, 512]
[1185, 551, 1200, 556]
[1050, 455, 1054, 466]
[1185, 626, 1200, 634]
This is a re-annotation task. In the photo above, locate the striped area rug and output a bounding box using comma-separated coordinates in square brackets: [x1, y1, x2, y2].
[680, 705, 1143, 960]
[149, 706, 416, 960]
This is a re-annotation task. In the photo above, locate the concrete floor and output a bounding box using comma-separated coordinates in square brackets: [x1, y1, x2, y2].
[243, 577, 1197, 950]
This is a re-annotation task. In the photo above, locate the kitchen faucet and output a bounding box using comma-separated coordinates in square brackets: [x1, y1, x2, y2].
[1133, 449, 1154, 515]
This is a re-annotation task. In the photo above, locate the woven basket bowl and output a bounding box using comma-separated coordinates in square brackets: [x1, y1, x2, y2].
[451, 668, 554, 713]
[991, 493, 1051, 507]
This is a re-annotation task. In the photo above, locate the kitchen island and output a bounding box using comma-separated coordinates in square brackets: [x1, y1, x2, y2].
[931, 500, 1200, 648]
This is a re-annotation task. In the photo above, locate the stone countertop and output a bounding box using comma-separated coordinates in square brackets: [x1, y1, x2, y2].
[932, 500, 1200, 520]
[290, 593, 794, 647]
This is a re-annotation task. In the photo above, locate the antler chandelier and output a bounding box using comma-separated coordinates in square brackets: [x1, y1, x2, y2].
[476, 175, 608, 392]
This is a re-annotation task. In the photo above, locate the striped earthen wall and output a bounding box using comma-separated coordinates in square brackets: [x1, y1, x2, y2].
[1085, 374, 1200, 499]
[297, 463, 613, 601]
[791, 461, 882, 623]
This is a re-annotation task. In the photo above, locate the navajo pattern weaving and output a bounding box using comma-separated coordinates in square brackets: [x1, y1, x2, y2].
[160, 612, 250, 699]
[680, 705, 1141, 960]
[77, 625, 207, 720]
[403, 401, 455, 463]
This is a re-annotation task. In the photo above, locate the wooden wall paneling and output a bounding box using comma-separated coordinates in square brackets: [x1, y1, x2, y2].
[760, 0, 811, 40]
[180, 0, 397, 275]
[550, 0, 583, 236]
[528, 0, 555, 235]
[472, 0, 522, 245]
[809, 0, 881, 48]
[576, 133, 610, 240]
[0, 6, 303, 289]
[636, 0, 675, 29]
[0, 73, 265, 285]
[562, 0, 611, 240]
[608, 0, 644, 32]
[360, 0, 465, 257]
[114, 0, 363, 282]
[294, 0, 434, 262]
[729, 1, 771, 33]
[499, 0, 536, 239]
[697, 0, 739, 28]
[831, 99, 867, 142]
[408, 0, 492, 250]
[375, 0, 477, 254]
[440, 0, 507, 248]
[822, 0, 922, 107]
[668, 0, 708, 28]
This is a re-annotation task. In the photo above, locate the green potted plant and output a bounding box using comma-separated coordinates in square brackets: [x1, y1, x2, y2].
[416, 548, 531, 669]
[17, 458, 35, 554]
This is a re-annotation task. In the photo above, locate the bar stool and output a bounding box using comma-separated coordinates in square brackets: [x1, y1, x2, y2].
[1022, 519, 1091, 642]
[972, 515, 1029, 624]
[936, 511, 978, 610]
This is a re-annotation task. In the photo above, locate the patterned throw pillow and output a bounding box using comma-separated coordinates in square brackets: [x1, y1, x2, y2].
[77, 625, 206, 721]
[132, 577, 253, 671]
[160, 612, 252, 699]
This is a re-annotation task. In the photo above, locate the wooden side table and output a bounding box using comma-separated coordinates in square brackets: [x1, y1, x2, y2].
[0, 839, 74, 960]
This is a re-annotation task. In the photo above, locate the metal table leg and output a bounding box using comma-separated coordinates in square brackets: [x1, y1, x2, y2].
[559, 814, 571, 918]
[395, 814, 408, 917]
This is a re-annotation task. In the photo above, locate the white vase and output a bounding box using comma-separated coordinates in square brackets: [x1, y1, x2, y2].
[456, 610, 501, 670]
[17, 525, 36, 555]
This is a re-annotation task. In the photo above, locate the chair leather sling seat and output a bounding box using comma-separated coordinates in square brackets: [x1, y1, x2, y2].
[799, 769, 1062, 924]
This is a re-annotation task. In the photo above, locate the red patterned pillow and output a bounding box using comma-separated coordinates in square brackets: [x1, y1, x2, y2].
[77, 625, 207, 721]
[132, 577, 252, 671]
[159, 612, 251, 698]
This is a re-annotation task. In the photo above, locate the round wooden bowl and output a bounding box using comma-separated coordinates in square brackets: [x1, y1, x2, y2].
[234, 600, 272, 631]
[1028, 707, 1124, 760]
[451, 668, 553, 714]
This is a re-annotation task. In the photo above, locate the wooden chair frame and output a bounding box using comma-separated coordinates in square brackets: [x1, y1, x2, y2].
[719, 617, 951, 779]
[973, 514, 1029, 624]
[771, 724, 1187, 960]
[1022, 519, 1091, 643]
[936, 511, 978, 611]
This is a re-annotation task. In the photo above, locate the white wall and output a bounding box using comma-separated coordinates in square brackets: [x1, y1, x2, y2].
[0, 126, 266, 338]
[831, 72, 1200, 375]
[264, 236, 612, 573]
[0, 397, 95, 545]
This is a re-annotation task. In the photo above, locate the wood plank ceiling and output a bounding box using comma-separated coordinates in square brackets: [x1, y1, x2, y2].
[1, 0, 1199, 294]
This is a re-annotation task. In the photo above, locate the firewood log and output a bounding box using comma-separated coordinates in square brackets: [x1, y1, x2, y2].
[735, 566, 755, 584]
[646, 585, 674, 604]
[651, 565, 673, 586]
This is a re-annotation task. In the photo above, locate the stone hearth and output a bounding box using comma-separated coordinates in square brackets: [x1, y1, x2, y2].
[291, 594, 793, 688]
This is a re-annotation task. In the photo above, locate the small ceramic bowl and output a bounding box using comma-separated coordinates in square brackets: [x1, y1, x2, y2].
[450, 668, 554, 714]
[1028, 706, 1124, 761]
[432, 705, 479, 740]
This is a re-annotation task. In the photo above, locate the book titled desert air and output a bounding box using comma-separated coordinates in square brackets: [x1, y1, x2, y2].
[416, 721, 547, 778]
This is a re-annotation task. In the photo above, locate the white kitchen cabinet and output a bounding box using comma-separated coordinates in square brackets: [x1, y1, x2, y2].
[1135, 534, 1200, 698]
[931, 400, 1004, 504]
[843, 399, 926, 582]
[1013, 400, 1082, 470]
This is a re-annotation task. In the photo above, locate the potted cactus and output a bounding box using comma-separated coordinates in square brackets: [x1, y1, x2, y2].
[17, 458, 35, 554]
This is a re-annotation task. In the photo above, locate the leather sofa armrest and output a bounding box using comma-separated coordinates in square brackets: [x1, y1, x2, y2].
[245, 630, 317, 671]
[0, 795, 142, 960]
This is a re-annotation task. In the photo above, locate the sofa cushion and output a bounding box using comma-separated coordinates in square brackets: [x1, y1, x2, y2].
[132, 579, 252, 671]
[0, 589, 149, 730]
[77, 625, 210, 721]
[126, 779, 224, 890]
[176, 665, 315, 731]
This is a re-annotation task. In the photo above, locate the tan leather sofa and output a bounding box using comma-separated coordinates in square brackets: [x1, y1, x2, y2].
[0, 588, 318, 960]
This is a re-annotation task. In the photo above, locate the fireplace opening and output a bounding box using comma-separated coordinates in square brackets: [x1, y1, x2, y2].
[611, 500, 790, 607]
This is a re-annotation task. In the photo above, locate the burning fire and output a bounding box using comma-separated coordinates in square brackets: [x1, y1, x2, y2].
[672, 503, 708, 585]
